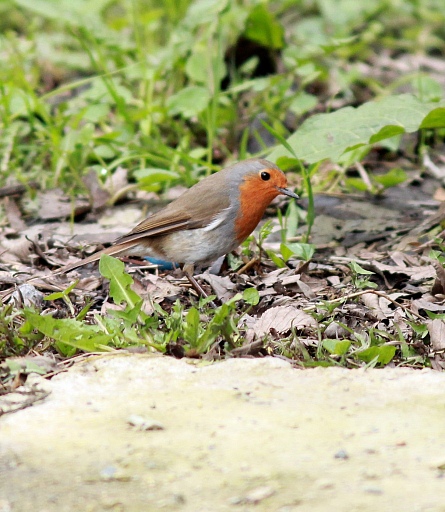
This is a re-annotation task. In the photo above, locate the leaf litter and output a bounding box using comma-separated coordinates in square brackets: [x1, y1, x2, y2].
[1, 161, 445, 405]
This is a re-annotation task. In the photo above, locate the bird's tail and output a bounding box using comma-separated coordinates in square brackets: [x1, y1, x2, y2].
[54, 240, 139, 275]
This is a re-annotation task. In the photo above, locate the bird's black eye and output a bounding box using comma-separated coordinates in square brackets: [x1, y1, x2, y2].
[260, 171, 271, 181]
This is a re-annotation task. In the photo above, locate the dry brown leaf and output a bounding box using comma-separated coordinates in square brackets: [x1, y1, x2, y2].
[0, 236, 33, 263]
[426, 319, 445, 352]
[3, 197, 26, 232]
[76, 277, 103, 292]
[412, 298, 445, 313]
[82, 170, 110, 211]
[101, 301, 125, 316]
[370, 260, 436, 280]
[200, 273, 237, 303]
[260, 268, 288, 287]
[253, 306, 317, 337]
[98, 206, 142, 230]
[323, 322, 350, 338]
[389, 251, 408, 267]
[258, 288, 277, 298]
[2, 355, 58, 375]
[38, 190, 90, 220]
[433, 187, 445, 202]
[279, 274, 304, 287]
[132, 275, 183, 315]
[431, 261, 445, 296]
[294, 279, 316, 299]
[361, 292, 393, 320]
[104, 167, 128, 196]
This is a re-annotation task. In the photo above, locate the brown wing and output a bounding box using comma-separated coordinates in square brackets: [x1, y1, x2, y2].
[55, 171, 232, 275]
[115, 180, 231, 244]
[114, 209, 193, 244]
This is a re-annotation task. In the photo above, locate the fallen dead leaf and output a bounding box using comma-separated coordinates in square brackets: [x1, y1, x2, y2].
[104, 167, 129, 200]
[253, 305, 317, 337]
[427, 319, 445, 352]
[38, 189, 90, 220]
[292, 278, 316, 299]
[200, 273, 237, 302]
[370, 260, 436, 280]
[361, 292, 393, 320]
[433, 187, 445, 202]
[82, 170, 110, 211]
[132, 274, 184, 315]
[412, 298, 445, 313]
[260, 268, 289, 288]
[3, 197, 26, 232]
[0, 236, 34, 263]
[431, 261, 445, 296]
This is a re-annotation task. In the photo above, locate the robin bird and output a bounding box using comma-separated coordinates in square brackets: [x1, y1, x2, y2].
[56, 158, 298, 289]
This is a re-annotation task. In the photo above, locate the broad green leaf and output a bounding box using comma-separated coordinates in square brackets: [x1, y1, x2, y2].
[289, 92, 318, 116]
[374, 168, 407, 188]
[14, 0, 105, 26]
[45, 280, 78, 301]
[356, 346, 396, 365]
[6, 359, 48, 375]
[323, 339, 351, 355]
[345, 177, 369, 192]
[269, 94, 444, 164]
[185, 51, 226, 85]
[166, 86, 211, 118]
[99, 254, 141, 308]
[281, 243, 315, 262]
[110, 302, 143, 324]
[133, 168, 179, 187]
[94, 145, 115, 159]
[267, 250, 286, 268]
[61, 124, 94, 152]
[183, 0, 229, 27]
[407, 321, 429, 337]
[184, 307, 200, 345]
[24, 312, 112, 352]
[349, 261, 375, 275]
[243, 288, 260, 306]
[420, 107, 445, 129]
[369, 125, 405, 144]
[412, 76, 443, 102]
[244, 5, 284, 50]
[284, 200, 299, 239]
[317, 0, 378, 29]
[83, 104, 110, 123]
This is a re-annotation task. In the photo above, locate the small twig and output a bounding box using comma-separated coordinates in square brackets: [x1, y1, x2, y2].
[304, 289, 425, 320]
[422, 152, 445, 180]
[236, 257, 260, 275]
[186, 273, 217, 308]
[273, 354, 304, 367]
[413, 229, 445, 252]
[43, 368, 69, 379]
[0, 181, 40, 198]
[230, 340, 264, 356]
[355, 162, 375, 192]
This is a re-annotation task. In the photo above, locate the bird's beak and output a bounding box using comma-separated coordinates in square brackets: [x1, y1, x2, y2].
[277, 187, 299, 200]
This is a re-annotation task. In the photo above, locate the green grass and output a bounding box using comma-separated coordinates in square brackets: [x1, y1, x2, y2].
[1, 0, 444, 193]
[1, 0, 445, 368]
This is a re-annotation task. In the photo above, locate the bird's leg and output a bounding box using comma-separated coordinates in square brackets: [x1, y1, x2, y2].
[182, 264, 216, 307]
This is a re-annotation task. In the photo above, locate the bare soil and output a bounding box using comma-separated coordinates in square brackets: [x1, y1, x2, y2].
[1, 356, 445, 512]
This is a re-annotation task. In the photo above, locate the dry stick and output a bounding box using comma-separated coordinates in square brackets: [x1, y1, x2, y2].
[413, 228, 445, 252]
[303, 289, 425, 321]
[230, 340, 264, 356]
[355, 162, 375, 192]
[0, 182, 40, 198]
[236, 257, 260, 275]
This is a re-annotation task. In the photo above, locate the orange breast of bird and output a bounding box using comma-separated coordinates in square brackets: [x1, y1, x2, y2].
[234, 175, 281, 243]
